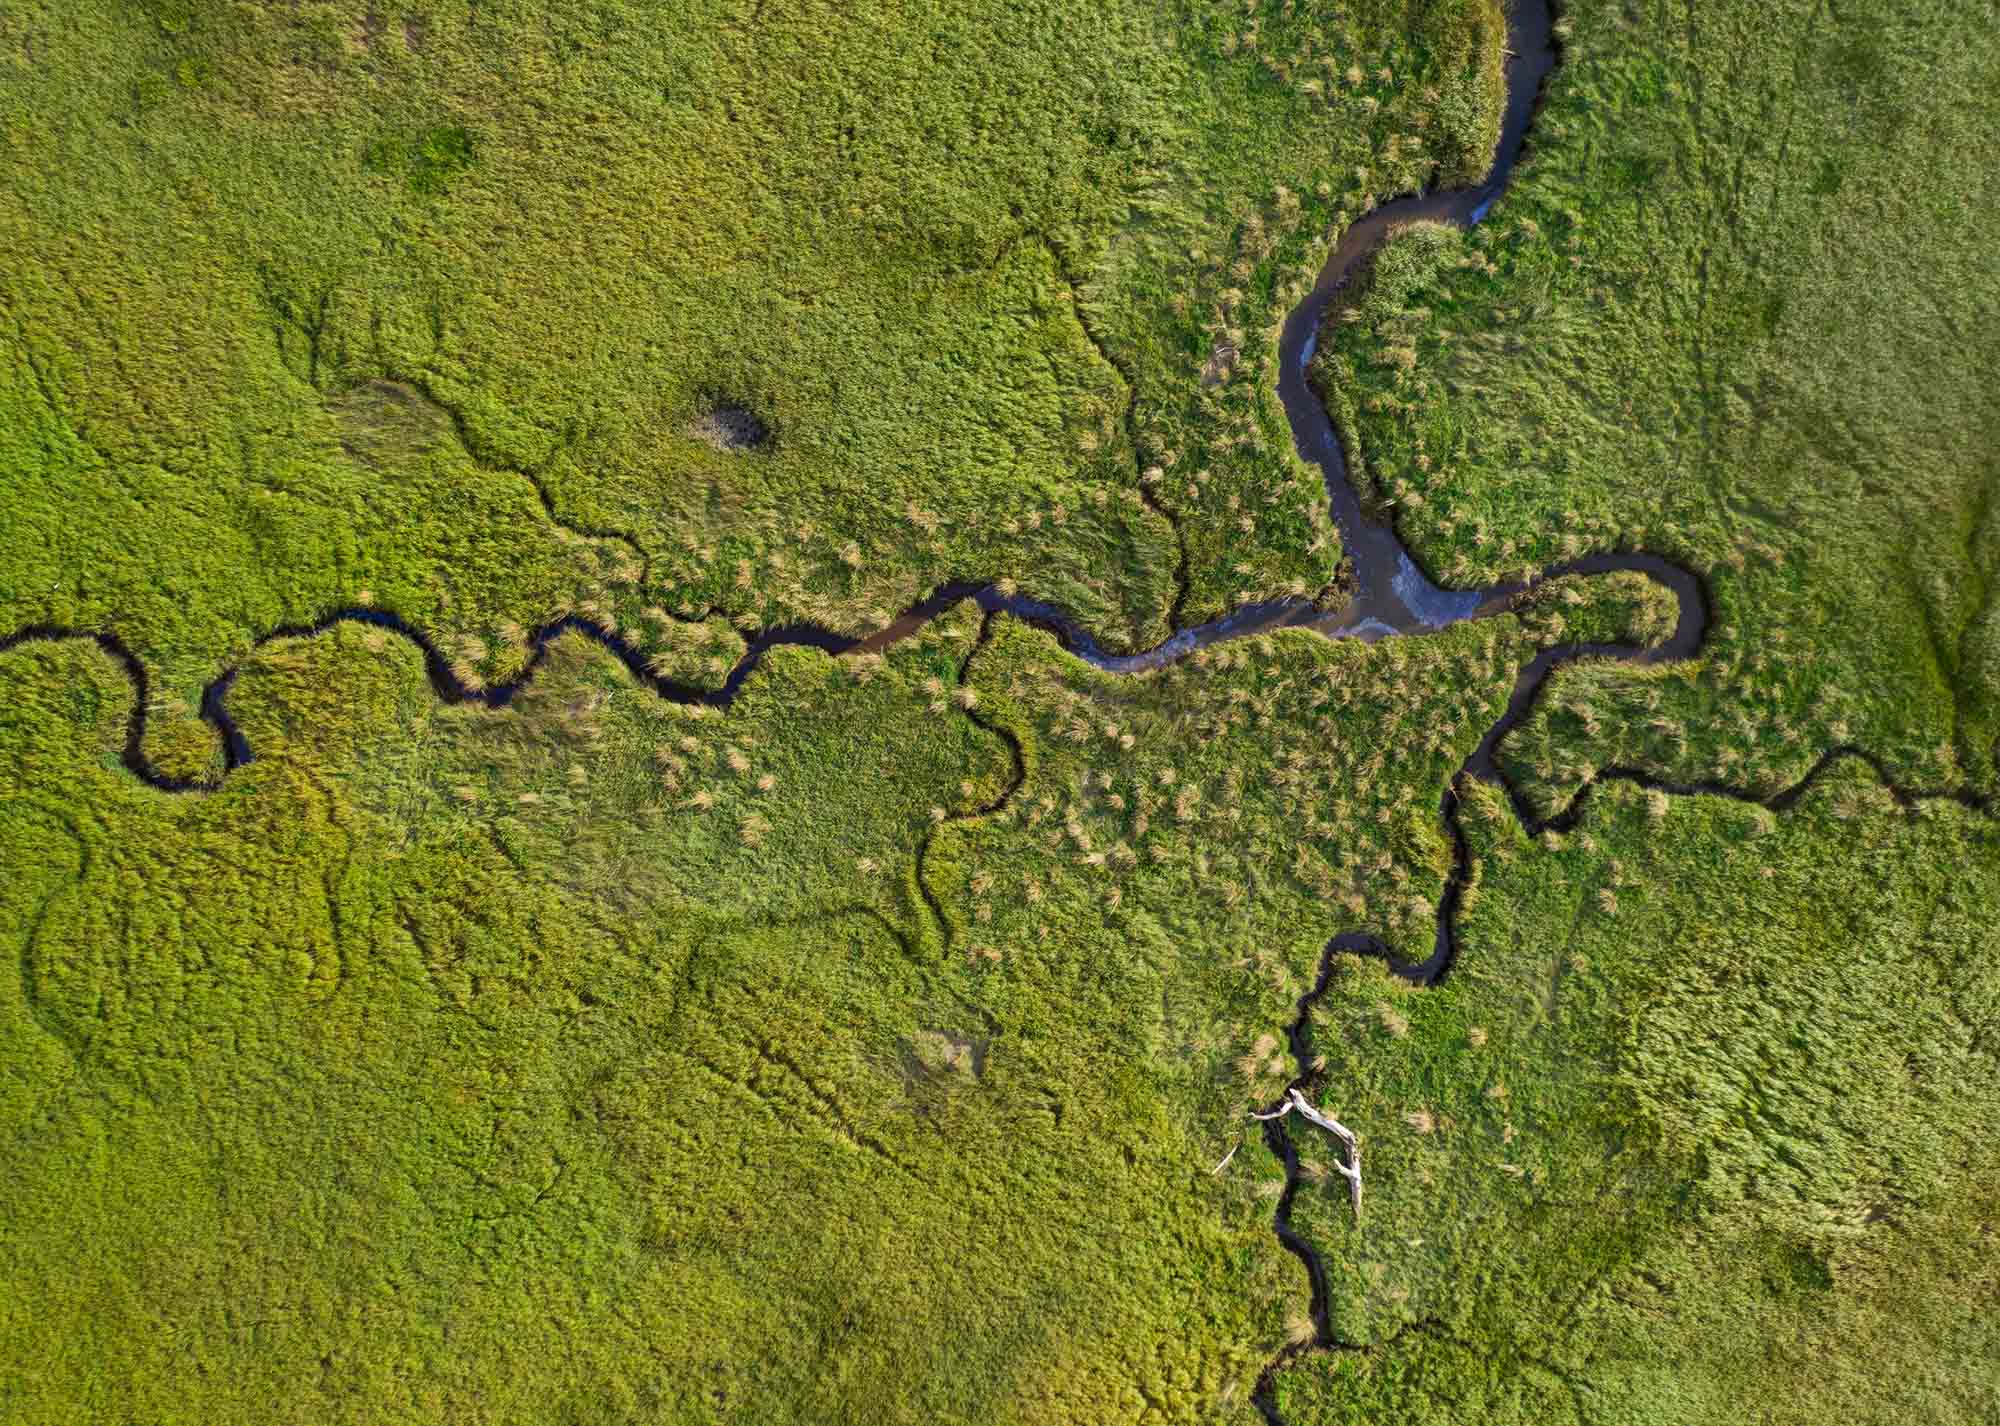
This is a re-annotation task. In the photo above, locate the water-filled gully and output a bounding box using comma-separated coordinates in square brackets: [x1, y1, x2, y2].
[2, 1, 1990, 1417]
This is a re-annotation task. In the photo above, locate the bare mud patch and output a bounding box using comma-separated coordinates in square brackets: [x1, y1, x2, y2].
[687, 402, 770, 453]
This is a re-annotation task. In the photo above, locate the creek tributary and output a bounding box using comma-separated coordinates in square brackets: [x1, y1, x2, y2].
[2, 0, 1940, 1417]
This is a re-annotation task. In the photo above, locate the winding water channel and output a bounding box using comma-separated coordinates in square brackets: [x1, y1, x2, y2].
[0, 5, 1668, 1410]
[9, 0, 1980, 1417]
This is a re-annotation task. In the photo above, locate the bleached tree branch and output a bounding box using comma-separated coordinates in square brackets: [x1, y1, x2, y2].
[1248, 1088, 1362, 1217]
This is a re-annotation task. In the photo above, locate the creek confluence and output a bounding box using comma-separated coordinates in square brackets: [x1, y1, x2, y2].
[0, 3, 1737, 1417]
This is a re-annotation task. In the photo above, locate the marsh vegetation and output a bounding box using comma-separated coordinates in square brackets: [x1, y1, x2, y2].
[1, 0, 1996, 1422]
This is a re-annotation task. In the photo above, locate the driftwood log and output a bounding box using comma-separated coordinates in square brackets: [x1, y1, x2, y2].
[1252, 1088, 1361, 1217]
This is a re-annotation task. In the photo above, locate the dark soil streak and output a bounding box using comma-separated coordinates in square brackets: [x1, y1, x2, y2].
[391, 369, 660, 590]
[1040, 236, 1196, 636]
[912, 608, 1028, 952]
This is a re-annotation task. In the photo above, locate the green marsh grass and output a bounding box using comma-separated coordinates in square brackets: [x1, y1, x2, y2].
[2, 0, 1997, 1419]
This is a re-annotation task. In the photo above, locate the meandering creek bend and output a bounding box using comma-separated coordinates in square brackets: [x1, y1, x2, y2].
[4, 0, 1988, 1418]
